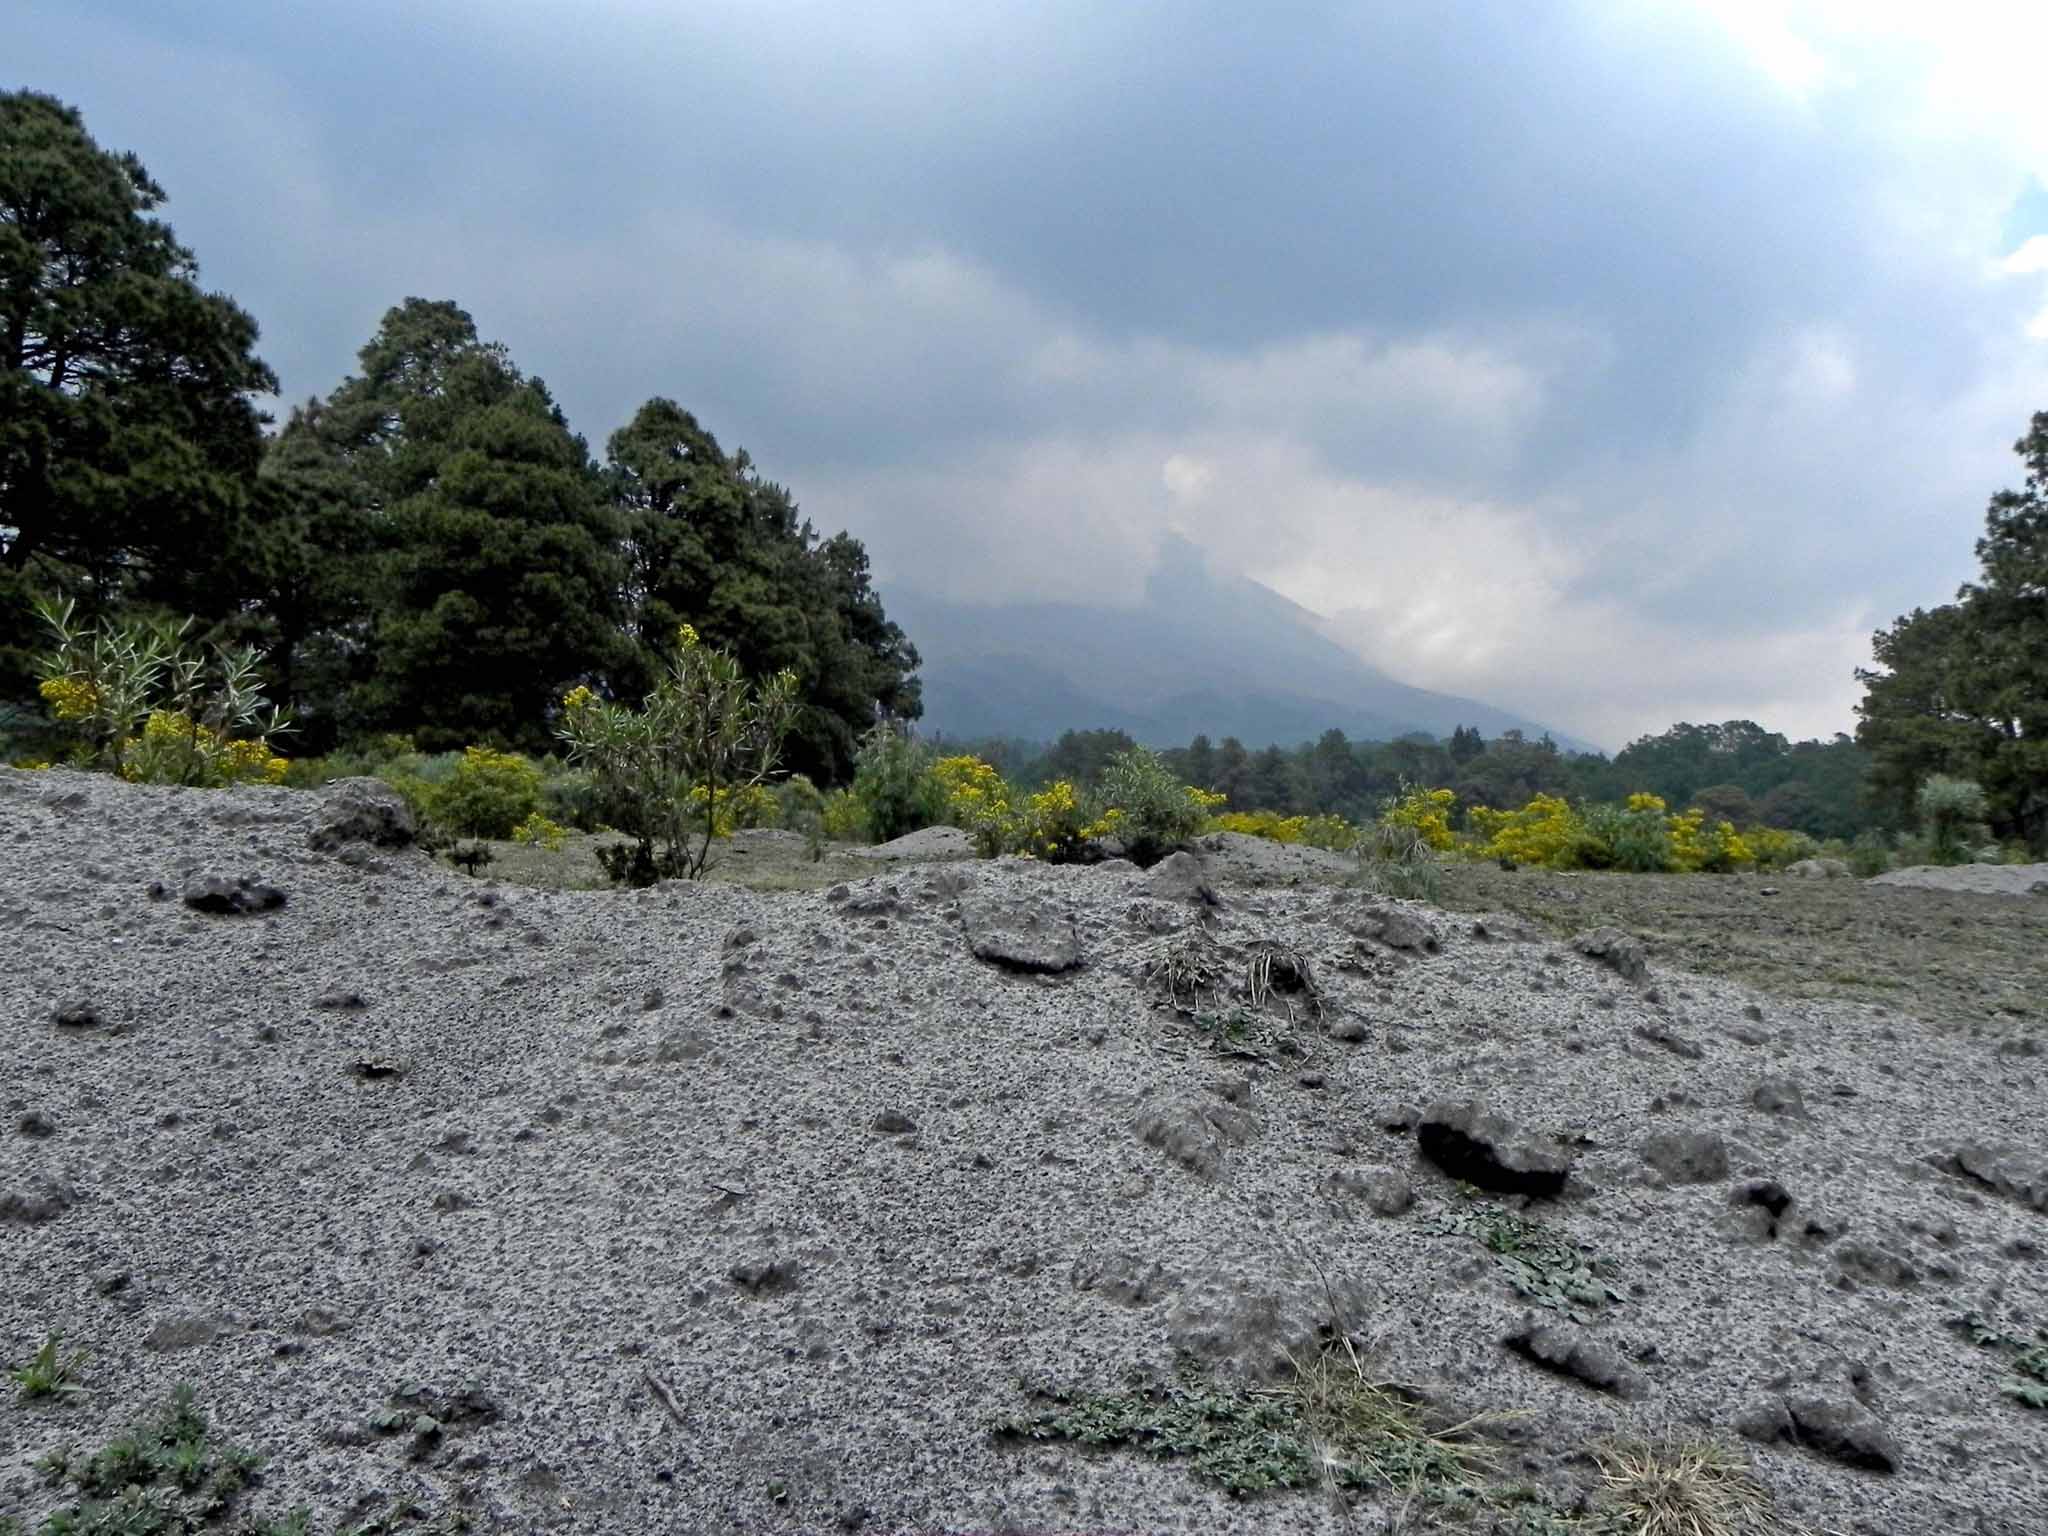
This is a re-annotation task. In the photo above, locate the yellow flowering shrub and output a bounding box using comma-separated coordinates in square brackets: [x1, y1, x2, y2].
[1469, 794, 1584, 867]
[38, 676, 99, 722]
[512, 811, 569, 851]
[1669, 810, 1754, 872]
[934, 754, 1017, 856]
[1300, 813, 1360, 852]
[820, 787, 867, 842]
[118, 710, 290, 787]
[1626, 791, 1667, 814]
[1210, 809, 1311, 843]
[1185, 786, 1228, 814]
[1744, 826, 1819, 869]
[686, 781, 778, 835]
[1381, 786, 1459, 850]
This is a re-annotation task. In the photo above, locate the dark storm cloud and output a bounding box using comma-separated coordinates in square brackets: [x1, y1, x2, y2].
[14, 0, 2048, 742]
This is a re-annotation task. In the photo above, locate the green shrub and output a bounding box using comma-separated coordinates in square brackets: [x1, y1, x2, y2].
[32, 597, 294, 786]
[1580, 800, 1673, 873]
[1358, 821, 1443, 901]
[540, 762, 609, 831]
[851, 725, 947, 843]
[425, 746, 543, 839]
[557, 625, 798, 883]
[774, 774, 828, 860]
[820, 786, 867, 842]
[1097, 747, 1209, 866]
[1847, 830, 1891, 878]
[1917, 774, 1990, 865]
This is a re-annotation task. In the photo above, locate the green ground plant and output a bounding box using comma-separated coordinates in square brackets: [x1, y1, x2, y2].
[10, 1335, 87, 1401]
[1953, 1313, 2048, 1409]
[992, 1342, 1497, 1503]
[27, 1384, 303, 1534]
[557, 625, 798, 884]
[1428, 1195, 1622, 1324]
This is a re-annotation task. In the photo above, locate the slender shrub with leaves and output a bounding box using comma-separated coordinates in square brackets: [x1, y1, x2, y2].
[1098, 746, 1215, 866]
[557, 625, 798, 884]
[33, 597, 292, 786]
[1917, 774, 1991, 865]
[852, 725, 948, 843]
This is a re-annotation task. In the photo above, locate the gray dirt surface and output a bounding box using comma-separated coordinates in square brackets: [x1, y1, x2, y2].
[3, 766, 2046, 1535]
[1869, 861, 2048, 897]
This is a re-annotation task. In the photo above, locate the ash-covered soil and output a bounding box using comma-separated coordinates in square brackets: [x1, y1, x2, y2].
[3, 768, 2044, 1535]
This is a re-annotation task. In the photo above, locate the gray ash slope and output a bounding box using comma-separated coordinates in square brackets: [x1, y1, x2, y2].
[3, 768, 2044, 1535]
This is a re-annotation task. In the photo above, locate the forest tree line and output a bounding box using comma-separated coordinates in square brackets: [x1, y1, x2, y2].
[3, 88, 2041, 848]
[0, 91, 920, 784]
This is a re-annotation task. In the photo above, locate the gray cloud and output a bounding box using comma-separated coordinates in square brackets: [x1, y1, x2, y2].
[16, 0, 2048, 747]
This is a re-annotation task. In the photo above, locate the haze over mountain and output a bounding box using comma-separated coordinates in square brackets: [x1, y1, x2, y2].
[887, 537, 1591, 752]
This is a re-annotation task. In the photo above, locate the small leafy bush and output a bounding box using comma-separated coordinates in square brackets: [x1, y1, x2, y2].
[1847, 830, 1892, 877]
[774, 774, 827, 860]
[1580, 793, 1674, 872]
[1017, 778, 1118, 863]
[851, 725, 947, 843]
[933, 753, 1015, 856]
[511, 811, 568, 851]
[1918, 774, 1991, 865]
[1745, 826, 1821, 870]
[558, 625, 798, 883]
[423, 746, 542, 839]
[33, 598, 293, 787]
[1668, 808, 1753, 872]
[820, 786, 867, 842]
[1097, 747, 1214, 865]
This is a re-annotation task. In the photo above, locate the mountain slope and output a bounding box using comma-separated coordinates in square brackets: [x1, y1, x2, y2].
[888, 536, 1587, 749]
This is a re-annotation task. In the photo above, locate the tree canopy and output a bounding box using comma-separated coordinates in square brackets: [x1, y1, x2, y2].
[0, 89, 276, 692]
[1857, 412, 2048, 849]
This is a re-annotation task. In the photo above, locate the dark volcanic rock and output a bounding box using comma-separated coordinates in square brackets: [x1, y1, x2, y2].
[1751, 1076, 1810, 1119]
[1570, 926, 1648, 983]
[0, 1175, 80, 1224]
[1944, 1143, 2047, 1212]
[1737, 1391, 1899, 1473]
[1353, 905, 1439, 954]
[183, 873, 287, 915]
[309, 777, 417, 853]
[1504, 1321, 1646, 1398]
[1416, 1100, 1573, 1198]
[1140, 852, 1219, 907]
[1640, 1130, 1730, 1185]
[1135, 1098, 1257, 1178]
[960, 891, 1082, 973]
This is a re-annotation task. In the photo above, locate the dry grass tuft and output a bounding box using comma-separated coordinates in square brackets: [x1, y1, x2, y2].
[1588, 1438, 1786, 1536]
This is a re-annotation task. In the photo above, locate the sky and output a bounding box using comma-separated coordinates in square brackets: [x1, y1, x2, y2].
[16, 0, 2048, 750]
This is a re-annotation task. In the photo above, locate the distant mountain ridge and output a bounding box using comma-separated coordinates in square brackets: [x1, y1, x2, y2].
[885, 536, 1590, 751]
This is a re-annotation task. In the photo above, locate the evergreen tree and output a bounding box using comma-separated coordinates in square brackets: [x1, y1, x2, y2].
[1858, 410, 2048, 848]
[277, 299, 626, 750]
[606, 396, 919, 782]
[0, 91, 276, 694]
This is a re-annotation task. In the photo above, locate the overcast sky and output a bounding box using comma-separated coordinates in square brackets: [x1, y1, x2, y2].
[19, 1, 2048, 749]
